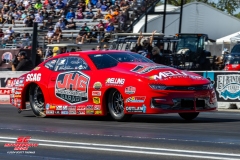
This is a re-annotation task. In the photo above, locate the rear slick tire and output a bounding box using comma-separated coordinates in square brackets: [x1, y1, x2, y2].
[108, 89, 132, 122]
[178, 112, 199, 121]
[29, 84, 46, 117]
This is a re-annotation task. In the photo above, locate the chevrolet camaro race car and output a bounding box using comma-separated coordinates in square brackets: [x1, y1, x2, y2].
[10, 51, 218, 121]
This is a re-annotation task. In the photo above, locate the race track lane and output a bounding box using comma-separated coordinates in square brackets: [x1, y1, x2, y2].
[0, 105, 240, 160]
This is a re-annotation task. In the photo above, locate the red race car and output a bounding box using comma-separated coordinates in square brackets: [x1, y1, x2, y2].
[224, 55, 240, 71]
[10, 51, 217, 121]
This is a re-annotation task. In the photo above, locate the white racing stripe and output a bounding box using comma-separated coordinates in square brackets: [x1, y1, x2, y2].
[0, 137, 239, 160]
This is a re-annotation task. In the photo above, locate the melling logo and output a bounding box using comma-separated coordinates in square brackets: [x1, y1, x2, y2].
[106, 78, 125, 85]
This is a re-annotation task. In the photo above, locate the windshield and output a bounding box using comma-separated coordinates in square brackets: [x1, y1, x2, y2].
[229, 57, 240, 64]
[88, 52, 153, 69]
[176, 34, 205, 53]
[231, 45, 240, 54]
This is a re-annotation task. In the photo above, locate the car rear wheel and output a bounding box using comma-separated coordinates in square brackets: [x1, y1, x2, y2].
[108, 89, 132, 122]
[29, 84, 46, 117]
[178, 112, 199, 121]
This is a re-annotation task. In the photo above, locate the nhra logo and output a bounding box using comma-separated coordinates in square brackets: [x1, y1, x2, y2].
[125, 86, 136, 94]
[125, 96, 146, 103]
[55, 71, 90, 105]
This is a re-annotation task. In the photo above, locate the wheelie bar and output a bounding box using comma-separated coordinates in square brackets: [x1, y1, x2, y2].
[18, 108, 32, 114]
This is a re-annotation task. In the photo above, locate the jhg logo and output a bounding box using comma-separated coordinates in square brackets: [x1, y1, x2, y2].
[4, 136, 38, 150]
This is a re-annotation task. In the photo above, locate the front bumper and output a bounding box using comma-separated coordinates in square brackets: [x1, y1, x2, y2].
[147, 89, 218, 113]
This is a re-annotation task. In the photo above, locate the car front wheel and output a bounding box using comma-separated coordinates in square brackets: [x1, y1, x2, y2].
[29, 84, 46, 117]
[178, 112, 199, 121]
[108, 89, 132, 122]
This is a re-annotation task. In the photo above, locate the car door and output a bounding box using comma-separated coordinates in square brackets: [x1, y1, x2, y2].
[47, 56, 99, 114]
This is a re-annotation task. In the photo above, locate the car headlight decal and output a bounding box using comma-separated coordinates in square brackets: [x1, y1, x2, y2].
[149, 84, 167, 90]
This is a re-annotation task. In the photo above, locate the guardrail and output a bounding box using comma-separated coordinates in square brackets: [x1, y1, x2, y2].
[0, 71, 240, 109]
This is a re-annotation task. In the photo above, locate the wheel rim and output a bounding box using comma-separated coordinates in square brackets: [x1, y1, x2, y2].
[33, 86, 44, 111]
[111, 90, 124, 116]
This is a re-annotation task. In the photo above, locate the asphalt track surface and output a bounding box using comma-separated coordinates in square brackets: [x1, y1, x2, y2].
[1, 105, 240, 160]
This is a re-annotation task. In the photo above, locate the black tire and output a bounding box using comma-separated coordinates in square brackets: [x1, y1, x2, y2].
[178, 112, 199, 121]
[29, 84, 46, 117]
[108, 89, 132, 122]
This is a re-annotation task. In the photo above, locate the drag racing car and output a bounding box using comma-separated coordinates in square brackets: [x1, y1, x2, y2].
[10, 51, 218, 121]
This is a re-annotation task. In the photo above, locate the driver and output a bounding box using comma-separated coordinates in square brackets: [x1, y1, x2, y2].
[136, 30, 156, 58]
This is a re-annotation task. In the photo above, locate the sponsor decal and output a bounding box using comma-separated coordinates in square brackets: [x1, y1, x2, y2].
[149, 71, 203, 80]
[93, 97, 100, 104]
[15, 84, 24, 87]
[106, 78, 125, 85]
[125, 96, 146, 103]
[86, 110, 94, 114]
[77, 111, 85, 114]
[6, 79, 16, 88]
[86, 105, 93, 110]
[69, 110, 76, 114]
[11, 98, 14, 104]
[19, 80, 24, 84]
[56, 106, 62, 110]
[33, 67, 40, 71]
[55, 111, 61, 114]
[93, 82, 102, 90]
[45, 104, 50, 110]
[26, 73, 41, 82]
[14, 95, 21, 98]
[125, 86, 136, 94]
[0, 89, 11, 95]
[55, 71, 90, 104]
[0, 78, 17, 88]
[126, 104, 147, 113]
[131, 65, 169, 74]
[46, 110, 54, 114]
[92, 91, 101, 96]
[61, 111, 69, 114]
[68, 106, 76, 110]
[94, 105, 101, 110]
[50, 105, 56, 110]
[216, 74, 240, 100]
[150, 71, 187, 80]
[4, 136, 38, 152]
[94, 110, 102, 114]
[63, 106, 68, 110]
[77, 106, 86, 110]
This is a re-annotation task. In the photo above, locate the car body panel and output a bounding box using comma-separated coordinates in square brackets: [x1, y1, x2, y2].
[10, 51, 218, 116]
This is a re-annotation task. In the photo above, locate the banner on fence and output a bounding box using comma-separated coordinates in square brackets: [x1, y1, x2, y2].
[0, 71, 27, 104]
[0, 71, 239, 108]
[0, 49, 31, 70]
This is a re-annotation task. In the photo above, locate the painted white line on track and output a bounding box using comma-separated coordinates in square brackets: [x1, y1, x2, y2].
[0, 129, 239, 145]
[0, 137, 240, 160]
